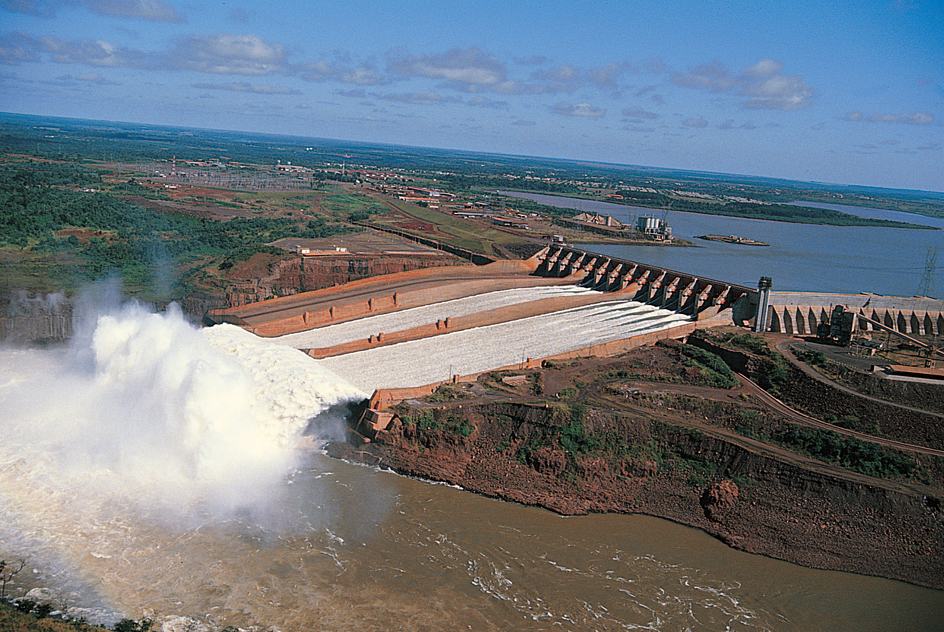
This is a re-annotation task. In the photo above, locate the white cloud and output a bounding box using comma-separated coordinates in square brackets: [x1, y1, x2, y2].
[621, 106, 659, 120]
[868, 112, 934, 125]
[672, 58, 813, 110]
[387, 47, 507, 90]
[0, 31, 42, 63]
[36, 35, 143, 67]
[741, 61, 813, 110]
[1, 0, 185, 22]
[377, 90, 462, 105]
[75, 72, 119, 85]
[172, 34, 287, 76]
[86, 0, 184, 23]
[672, 60, 738, 92]
[191, 81, 301, 95]
[467, 95, 509, 110]
[527, 64, 582, 93]
[842, 111, 934, 125]
[551, 102, 605, 118]
[586, 62, 634, 89]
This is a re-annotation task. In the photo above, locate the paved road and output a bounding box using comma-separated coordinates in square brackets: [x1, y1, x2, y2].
[776, 339, 944, 420]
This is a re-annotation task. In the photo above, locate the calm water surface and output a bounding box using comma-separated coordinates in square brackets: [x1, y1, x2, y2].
[501, 192, 943, 297]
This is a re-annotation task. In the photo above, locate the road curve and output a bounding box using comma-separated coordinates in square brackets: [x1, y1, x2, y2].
[736, 373, 944, 458]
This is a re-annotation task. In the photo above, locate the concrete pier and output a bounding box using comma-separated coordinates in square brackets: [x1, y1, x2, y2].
[534, 246, 753, 321]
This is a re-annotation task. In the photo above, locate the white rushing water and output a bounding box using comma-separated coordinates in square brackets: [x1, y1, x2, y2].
[1, 296, 941, 631]
[269, 284, 598, 349]
[0, 299, 366, 624]
[319, 298, 692, 391]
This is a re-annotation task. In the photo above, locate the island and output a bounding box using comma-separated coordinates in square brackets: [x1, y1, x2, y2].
[696, 234, 770, 246]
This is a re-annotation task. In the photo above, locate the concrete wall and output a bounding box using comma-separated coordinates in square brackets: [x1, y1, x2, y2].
[211, 258, 547, 337]
[765, 292, 944, 336]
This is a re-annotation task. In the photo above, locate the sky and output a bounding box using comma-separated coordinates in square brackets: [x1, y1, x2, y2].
[0, 0, 941, 192]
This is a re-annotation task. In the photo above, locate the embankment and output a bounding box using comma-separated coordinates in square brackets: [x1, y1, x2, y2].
[687, 331, 944, 450]
[330, 401, 944, 590]
[221, 252, 464, 307]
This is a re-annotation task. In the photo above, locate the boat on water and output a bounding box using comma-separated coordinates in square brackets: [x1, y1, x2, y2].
[695, 234, 769, 246]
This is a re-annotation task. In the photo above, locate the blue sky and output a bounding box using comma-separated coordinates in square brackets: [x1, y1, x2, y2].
[1, 0, 941, 192]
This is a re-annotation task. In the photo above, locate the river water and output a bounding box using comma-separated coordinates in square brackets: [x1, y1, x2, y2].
[499, 192, 943, 297]
[1, 293, 942, 631]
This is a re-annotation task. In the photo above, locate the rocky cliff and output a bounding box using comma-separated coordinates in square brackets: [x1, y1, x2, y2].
[221, 254, 465, 307]
[330, 400, 944, 590]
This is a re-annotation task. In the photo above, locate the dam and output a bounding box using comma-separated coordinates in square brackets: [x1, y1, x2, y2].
[208, 244, 944, 389]
[206, 246, 757, 372]
[5, 246, 944, 631]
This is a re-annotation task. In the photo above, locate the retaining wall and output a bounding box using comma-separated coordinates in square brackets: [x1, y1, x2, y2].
[766, 292, 944, 336]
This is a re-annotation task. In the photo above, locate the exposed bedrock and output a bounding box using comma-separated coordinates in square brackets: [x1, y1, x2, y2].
[331, 402, 944, 590]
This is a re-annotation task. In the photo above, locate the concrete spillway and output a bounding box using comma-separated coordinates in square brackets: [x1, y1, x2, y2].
[318, 298, 691, 392]
[211, 248, 755, 391]
[271, 285, 598, 350]
[535, 246, 752, 319]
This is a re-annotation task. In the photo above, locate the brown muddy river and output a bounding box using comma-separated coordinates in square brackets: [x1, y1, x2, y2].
[1, 300, 940, 631]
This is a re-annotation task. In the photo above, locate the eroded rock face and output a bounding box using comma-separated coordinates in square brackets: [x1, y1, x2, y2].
[622, 459, 658, 478]
[528, 447, 567, 476]
[701, 479, 739, 522]
[223, 255, 461, 306]
[331, 399, 944, 590]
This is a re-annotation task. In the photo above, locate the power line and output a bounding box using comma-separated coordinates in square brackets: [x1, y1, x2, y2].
[917, 246, 938, 297]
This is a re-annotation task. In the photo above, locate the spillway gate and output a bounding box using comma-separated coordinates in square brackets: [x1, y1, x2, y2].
[533, 246, 754, 322]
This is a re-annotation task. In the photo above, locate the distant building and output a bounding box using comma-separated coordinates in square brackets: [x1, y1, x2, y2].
[573, 212, 623, 228]
[637, 215, 673, 241]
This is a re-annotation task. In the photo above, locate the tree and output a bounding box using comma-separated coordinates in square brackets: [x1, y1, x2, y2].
[114, 617, 153, 632]
[0, 559, 27, 601]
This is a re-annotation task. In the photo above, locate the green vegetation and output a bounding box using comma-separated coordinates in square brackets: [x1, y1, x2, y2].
[111, 618, 153, 632]
[399, 409, 475, 437]
[319, 189, 386, 222]
[708, 332, 791, 394]
[775, 425, 915, 479]
[1, 602, 106, 631]
[717, 332, 774, 357]
[0, 160, 351, 298]
[559, 407, 603, 457]
[826, 413, 880, 435]
[678, 343, 738, 388]
[794, 347, 829, 369]
[365, 199, 513, 255]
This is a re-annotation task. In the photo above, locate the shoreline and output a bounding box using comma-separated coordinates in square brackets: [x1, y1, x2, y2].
[327, 414, 944, 591]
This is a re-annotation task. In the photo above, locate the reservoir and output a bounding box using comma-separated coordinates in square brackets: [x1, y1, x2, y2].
[499, 192, 943, 297]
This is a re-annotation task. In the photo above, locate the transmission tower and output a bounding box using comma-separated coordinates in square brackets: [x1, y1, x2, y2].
[917, 246, 938, 297]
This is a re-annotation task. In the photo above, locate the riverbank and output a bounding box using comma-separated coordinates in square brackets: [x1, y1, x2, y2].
[328, 339, 944, 590]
